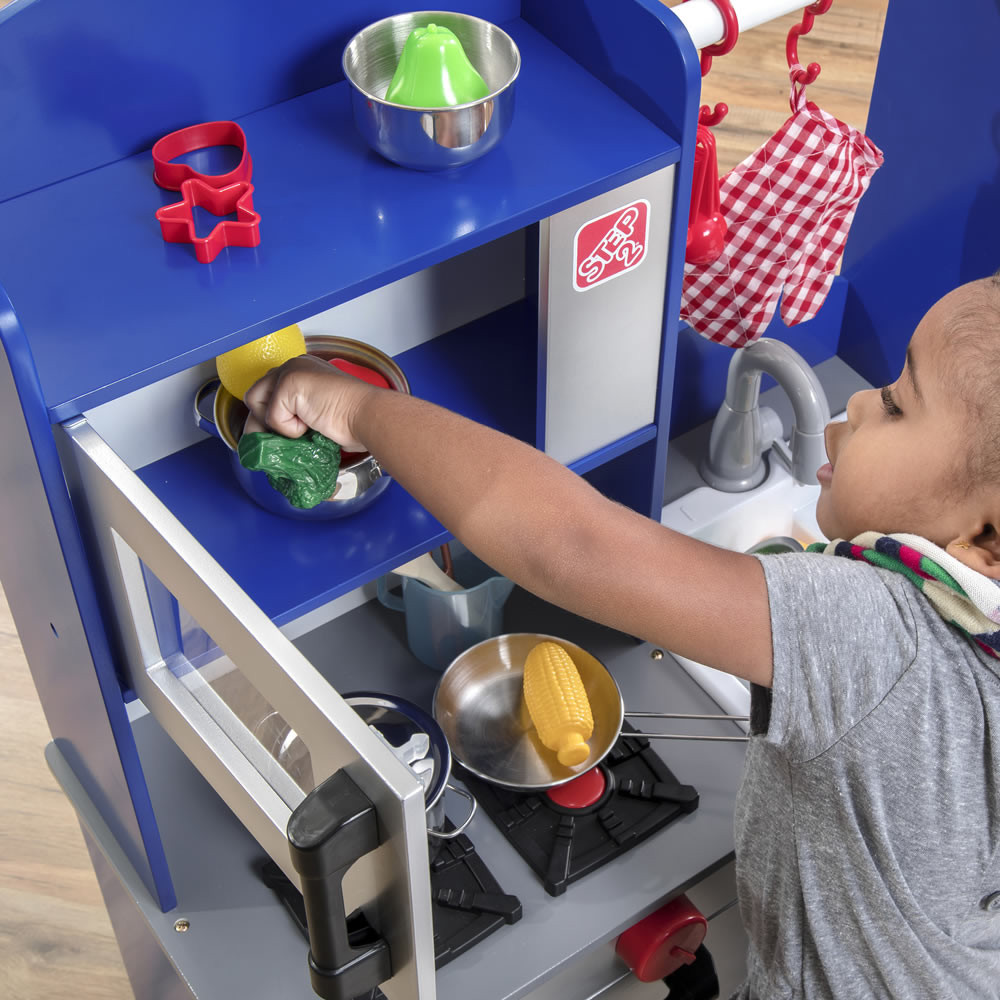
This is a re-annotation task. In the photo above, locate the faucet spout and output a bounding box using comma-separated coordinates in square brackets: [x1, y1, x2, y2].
[700, 338, 831, 492]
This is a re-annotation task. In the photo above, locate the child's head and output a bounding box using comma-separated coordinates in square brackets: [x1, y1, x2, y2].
[816, 272, 1000, 575]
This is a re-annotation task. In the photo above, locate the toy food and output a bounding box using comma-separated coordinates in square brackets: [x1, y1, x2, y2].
[216, 323, 306, 401]
[522, 641, 594, 766]
[237, 429, 341, 510]
[384, 24, 489, 107]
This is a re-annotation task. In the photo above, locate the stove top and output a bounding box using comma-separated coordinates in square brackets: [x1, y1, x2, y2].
[425, 825, 523, 965]
[458, 725, 699, 895]
[261, 820, 521, 987]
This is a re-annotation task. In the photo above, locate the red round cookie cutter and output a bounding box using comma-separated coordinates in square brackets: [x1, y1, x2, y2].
[152, 120, 253, 191]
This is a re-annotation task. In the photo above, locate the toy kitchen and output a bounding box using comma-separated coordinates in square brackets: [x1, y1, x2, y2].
[1, 0, 995, 997]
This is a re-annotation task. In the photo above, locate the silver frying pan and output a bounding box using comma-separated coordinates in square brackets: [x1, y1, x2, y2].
[432, 633, 748, 791]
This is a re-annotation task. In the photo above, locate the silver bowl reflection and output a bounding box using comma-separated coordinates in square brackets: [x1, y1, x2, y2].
[432, 633, 625, 790]
[342, 11, 520, 171]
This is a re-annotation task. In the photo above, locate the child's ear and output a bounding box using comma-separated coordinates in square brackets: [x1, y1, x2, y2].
[946, 523, 1000, 579]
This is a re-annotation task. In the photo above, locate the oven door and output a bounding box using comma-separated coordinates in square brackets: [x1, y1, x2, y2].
[60, 415, 436, 1000]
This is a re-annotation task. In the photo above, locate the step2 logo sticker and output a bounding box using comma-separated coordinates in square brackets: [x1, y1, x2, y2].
[574, 200, 650, 291]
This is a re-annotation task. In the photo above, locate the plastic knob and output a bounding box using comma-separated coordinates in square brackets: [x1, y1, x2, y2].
[615, 894, 707, 982]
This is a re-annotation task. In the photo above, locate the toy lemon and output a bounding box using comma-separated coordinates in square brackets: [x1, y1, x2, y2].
[216, 324, 306, 401]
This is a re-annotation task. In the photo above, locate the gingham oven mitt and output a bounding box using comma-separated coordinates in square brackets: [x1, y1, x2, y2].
[681, 68, 884, 348]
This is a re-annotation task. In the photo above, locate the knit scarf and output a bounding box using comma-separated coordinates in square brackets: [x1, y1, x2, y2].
[806, 532, 1000, 659]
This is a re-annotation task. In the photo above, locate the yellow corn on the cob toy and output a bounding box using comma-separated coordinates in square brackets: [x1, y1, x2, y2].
[523, 641, 594, 766]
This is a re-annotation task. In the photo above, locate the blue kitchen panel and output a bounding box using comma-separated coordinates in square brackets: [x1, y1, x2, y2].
[569, 426, 658, 477]
[839, 0, 1000, 390]
[583, 435, 662, 517]
[130, 561, 224, 706]
[524, 0, 695, 142]
[135, 300, 538, 624]
[0, 0, 519, 203]
[669, 277, 847, 438]
[0, 18, 679, 423]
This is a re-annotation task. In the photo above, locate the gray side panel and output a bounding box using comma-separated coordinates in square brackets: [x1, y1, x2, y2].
[0, 300, 163, 906]
[82, 829, 193, 1000]
[540, 168, 674, 464]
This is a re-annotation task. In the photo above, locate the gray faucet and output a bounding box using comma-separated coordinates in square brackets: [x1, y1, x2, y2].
[700, 338, 831, 492]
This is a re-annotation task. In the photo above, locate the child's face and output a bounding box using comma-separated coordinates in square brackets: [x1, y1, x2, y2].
[816, 282, 985, 544]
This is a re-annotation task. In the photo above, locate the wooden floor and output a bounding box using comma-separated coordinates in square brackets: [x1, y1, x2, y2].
[0, 3, 886, 998]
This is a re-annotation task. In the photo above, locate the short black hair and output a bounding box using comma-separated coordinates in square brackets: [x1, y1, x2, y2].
[944, 272, 1000, 487]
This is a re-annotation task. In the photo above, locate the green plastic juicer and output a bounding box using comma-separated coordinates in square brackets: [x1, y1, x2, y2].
[385, 24, 490, 107]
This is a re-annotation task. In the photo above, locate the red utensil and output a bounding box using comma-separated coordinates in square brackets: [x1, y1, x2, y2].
[685, 124, 727, 265]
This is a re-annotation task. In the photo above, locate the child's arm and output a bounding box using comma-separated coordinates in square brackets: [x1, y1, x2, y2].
[244, 357, 774, 686]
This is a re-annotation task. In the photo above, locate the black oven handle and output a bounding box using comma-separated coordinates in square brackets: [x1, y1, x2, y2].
[287, 769, 393, 1000]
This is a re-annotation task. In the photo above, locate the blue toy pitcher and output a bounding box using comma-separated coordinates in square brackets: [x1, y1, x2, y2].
[377, 551, 514, 670]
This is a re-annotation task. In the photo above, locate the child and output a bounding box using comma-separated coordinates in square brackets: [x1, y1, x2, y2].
[244, 276, 1000, 999]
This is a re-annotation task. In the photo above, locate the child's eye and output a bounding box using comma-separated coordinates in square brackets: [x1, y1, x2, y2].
[881, 385, 903, 417]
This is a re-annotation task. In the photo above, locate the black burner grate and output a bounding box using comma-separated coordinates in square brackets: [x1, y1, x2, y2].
[458, 726, 699, 895]
[427, 826, 522, 965]
[261, 822, 521, 994]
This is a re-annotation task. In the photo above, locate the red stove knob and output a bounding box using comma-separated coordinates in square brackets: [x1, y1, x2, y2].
[615, 894, 707, 982]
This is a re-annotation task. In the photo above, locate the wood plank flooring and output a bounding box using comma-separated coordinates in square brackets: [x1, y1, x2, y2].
[0, 3, 885, 997]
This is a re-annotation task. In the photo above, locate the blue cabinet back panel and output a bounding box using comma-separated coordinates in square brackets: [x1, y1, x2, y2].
[839, 0, 1000, 387]
[0, 0, 519, 203]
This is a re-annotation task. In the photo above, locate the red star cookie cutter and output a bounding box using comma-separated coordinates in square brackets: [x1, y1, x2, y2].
[155, 178, 261, 263]
[152, 120, 253, 190]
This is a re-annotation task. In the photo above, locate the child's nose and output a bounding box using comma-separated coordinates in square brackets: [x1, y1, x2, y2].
[845, 387, 878, 428]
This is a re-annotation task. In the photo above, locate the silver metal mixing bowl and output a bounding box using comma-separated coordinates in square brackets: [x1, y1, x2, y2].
[432, 633, 625, 790]
[342, 11, 520, 170]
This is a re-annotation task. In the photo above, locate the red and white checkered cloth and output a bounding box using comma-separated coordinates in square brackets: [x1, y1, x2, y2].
[680, 70, 884, 348]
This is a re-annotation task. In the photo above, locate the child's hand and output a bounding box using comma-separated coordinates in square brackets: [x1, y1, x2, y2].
[242, 354, 374, 451]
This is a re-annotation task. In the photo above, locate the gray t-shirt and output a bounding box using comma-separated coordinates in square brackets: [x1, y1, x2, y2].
[731, 552, 1000, 999]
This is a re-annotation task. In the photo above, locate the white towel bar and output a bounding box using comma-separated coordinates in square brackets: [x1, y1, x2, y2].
[671, 0, 815, 51]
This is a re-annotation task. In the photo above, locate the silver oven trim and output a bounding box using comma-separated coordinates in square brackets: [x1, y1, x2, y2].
[61, 415, 436, 1000]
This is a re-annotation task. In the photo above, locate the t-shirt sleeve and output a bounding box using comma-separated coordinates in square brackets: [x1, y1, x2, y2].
[756, 552, 919, 761]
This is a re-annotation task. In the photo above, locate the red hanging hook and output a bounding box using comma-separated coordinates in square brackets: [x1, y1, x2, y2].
[786, 0, 834, 87]
[683, 0, 740, 126]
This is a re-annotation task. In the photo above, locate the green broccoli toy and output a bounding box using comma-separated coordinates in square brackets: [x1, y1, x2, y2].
[238, 430, 341, 510]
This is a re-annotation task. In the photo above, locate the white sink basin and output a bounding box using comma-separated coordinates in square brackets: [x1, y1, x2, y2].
[660, 441, 832, 726]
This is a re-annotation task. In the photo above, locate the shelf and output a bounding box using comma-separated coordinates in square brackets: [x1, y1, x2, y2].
[0, 17, 679, 423]
[136, 301, 539, 624]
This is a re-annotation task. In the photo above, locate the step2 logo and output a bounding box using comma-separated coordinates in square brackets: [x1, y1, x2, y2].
[574, 199, 650, 291]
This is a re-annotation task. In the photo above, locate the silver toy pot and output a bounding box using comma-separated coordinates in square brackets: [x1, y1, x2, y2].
[193, 335, 408, 520]
[344, 692, 476, 859]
